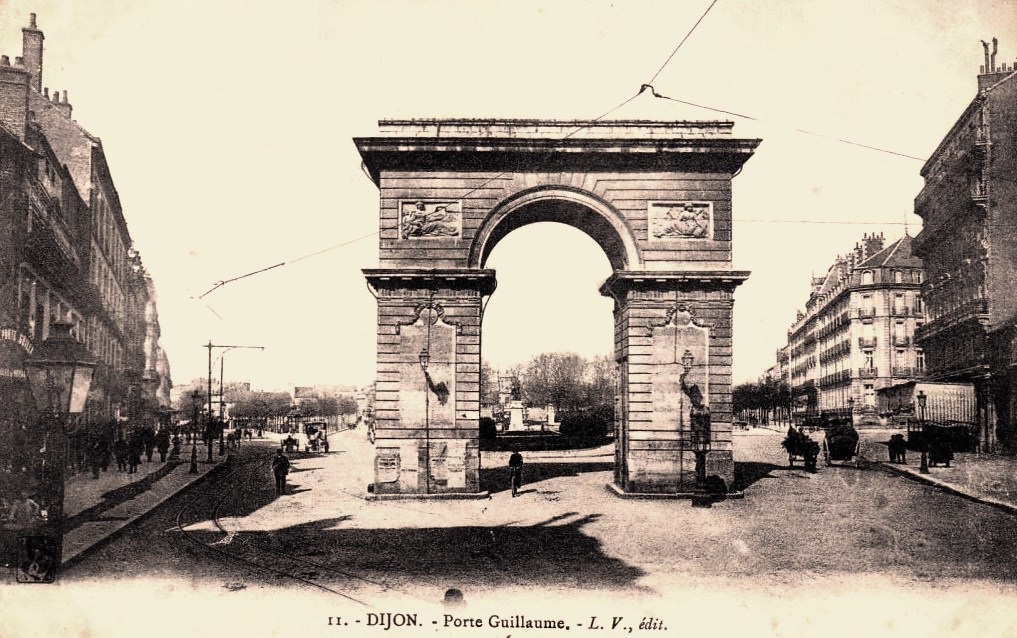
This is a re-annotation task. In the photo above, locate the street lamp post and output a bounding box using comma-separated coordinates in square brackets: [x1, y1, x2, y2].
[679, 350, 712, 507]
[189, 389, 201, 474]
[917, 390, 929, 474]
[23, 321, 97, 581]
[419, 348, 430, 495]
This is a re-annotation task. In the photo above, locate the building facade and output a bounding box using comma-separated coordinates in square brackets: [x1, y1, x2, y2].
[0, 13, 170, 565]
[912, 40, 1017, 452]
[786, 233, 927, 423]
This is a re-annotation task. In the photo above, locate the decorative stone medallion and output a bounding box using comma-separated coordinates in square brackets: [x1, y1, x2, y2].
[649, 201, 712, 240]
[399, 200, 462, 239]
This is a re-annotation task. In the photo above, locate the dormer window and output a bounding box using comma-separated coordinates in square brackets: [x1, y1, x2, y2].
[862, 270, 874, 285]
[893, 270, 903, 283]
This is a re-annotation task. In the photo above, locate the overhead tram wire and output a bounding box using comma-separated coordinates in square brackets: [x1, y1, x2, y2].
[637, 85, 927, 162]
[192, 97, 646, 302]
[644, 0, 720, 86]
[196, 229, 379, 300]
[194, 3, 719, 298]
[734, 218, 913, 225]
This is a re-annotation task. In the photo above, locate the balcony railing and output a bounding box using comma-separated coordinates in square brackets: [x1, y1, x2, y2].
[856, 308, 876, 318]
[892, 335, 911, 347]
[891, 306, 912, 317]
[915, 298, 989, 339]
[857, 368, 879, 379]
[858, 337, 877, 348]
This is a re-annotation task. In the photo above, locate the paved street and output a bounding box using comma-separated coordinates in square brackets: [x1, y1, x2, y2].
[17, 426, 1004, 637]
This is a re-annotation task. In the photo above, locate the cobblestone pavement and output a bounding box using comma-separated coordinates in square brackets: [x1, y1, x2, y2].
[5, 426, 1017, 638]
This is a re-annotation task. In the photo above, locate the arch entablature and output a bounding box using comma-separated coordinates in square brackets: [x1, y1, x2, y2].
[468, 186, 640, 271]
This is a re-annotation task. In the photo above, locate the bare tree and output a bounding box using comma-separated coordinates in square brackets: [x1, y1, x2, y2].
[479, 361, 500, 407]
[584, 355, 617, 408]
[521, 352, 588, 413]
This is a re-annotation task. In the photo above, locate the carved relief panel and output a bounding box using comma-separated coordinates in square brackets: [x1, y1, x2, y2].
[399, 200, 462, 239]
[648, 201, 713, 240]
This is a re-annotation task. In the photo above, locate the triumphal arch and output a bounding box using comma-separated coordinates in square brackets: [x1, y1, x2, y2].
[357, 119, 759, 497]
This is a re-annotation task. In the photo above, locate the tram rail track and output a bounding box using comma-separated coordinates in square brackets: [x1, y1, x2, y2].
[171, 443, 439, 607]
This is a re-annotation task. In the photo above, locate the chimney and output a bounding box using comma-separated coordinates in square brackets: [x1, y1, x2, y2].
[978, 38, 1014, 91]
[863, 232, 884, 259]
[56, 89, 72, 118]
[22, 13, 44, 93]
[0, 53, 31, 140]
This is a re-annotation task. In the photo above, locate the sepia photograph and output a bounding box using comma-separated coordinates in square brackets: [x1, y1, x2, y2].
[1, 1, 1017, 636]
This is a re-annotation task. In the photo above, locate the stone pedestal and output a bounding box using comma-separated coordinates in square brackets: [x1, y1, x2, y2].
[508, 401, 525, 431]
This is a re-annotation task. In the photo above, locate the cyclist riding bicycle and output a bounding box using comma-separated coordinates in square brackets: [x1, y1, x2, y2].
[508, 448, 524, 497]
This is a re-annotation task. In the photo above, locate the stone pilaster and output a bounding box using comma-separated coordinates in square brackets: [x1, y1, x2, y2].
[601, 271, 749, 495]
[364, 269, 496, 497]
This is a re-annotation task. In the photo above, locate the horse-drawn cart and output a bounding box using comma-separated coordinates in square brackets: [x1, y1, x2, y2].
[782, 427, 820, 471]
[823, 421, 861, 467]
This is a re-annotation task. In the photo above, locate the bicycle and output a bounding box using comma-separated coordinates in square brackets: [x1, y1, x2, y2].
[509, 466, 522, 497]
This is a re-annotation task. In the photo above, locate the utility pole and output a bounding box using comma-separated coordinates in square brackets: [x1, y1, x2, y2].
[204, 342, 264, 460]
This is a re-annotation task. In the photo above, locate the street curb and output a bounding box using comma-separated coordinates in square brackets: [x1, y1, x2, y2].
[605, 482, 745, 500]
[879, 461, 1017, 517]
[366, 490, 491, 501]
[61, 454, 234, 570]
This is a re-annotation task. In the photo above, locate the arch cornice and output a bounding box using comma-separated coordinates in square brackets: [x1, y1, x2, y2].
[467, 186, 641, 271]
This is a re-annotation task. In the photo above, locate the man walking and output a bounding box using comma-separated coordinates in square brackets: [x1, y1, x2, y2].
[508, 448, 524, 497]
[272, 448, 291, 495]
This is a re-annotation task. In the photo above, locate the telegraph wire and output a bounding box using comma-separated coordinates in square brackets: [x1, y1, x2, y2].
[734, 219, 913, 225]
[194, 90, 643, 301]
[194, 3, 718, 298]
[196, 1, 927, 299]
[639, 84, 926, 162]
[196, 230, 378, 299]
[645, 0, 720, 85]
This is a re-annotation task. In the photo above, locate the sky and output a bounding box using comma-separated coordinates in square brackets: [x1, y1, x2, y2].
[2, 0, 1016, 393]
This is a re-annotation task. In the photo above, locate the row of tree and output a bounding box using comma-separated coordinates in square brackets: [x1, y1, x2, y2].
[176, 381, 358, 422]
[732, 378, 791, 425]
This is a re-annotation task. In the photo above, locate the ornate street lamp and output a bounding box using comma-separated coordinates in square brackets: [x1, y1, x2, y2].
[680, 349, 694, 374]
[679, 350, 712, 507]
[917, 390, 929, 474]
[22, 321, 97, 581]
[24, 322, 96, 419]
[419, 348, 430, 495]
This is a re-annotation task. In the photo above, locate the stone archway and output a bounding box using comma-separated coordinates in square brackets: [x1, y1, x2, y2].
[468, 186, 640, 271]
[359, 119, 759, 497]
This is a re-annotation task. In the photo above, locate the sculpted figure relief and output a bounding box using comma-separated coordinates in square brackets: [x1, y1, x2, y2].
[400, 200, 462, 239]
[651, 202, 711, 239]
